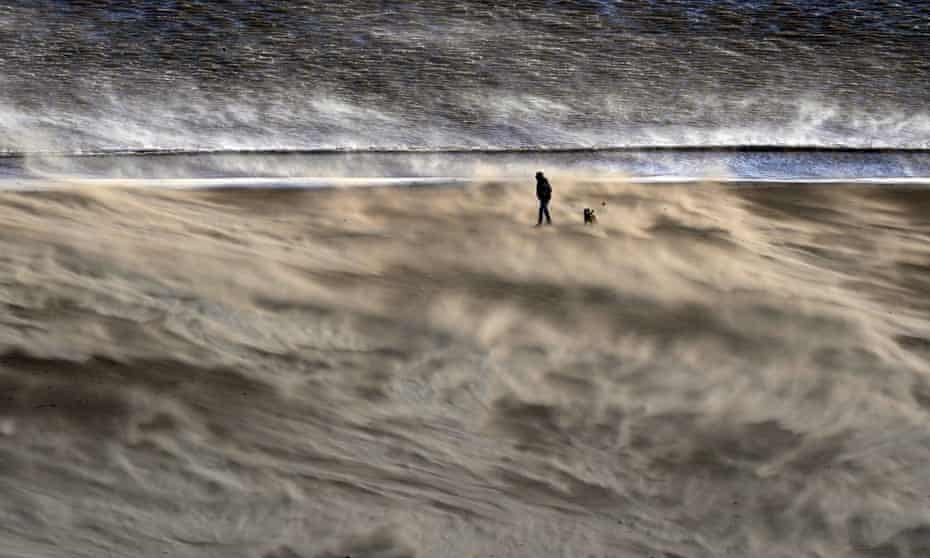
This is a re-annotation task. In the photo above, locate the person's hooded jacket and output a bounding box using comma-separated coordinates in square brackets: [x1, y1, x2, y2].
[536, 173, 552, 202]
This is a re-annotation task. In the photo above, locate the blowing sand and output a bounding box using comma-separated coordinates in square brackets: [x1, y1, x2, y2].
[1, 179, 930, 557]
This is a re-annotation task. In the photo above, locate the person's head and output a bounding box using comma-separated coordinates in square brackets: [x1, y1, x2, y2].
[536, 171, 544, 179]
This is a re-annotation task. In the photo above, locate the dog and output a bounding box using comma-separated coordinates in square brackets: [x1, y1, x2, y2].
[583, 207, 597, 225]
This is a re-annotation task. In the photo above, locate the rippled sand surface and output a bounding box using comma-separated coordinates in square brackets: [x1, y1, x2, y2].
[2, 179, 930, 557]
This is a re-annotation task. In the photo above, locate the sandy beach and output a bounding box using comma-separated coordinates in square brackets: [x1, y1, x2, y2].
[1, 179, 929, 557]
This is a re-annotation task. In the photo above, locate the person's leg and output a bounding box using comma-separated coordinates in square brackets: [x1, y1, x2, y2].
[544, 203, 552, 224]
[537, 203, 545, 226]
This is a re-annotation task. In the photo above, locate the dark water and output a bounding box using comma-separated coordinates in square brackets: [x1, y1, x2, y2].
[6, 148, 930, 187]
[1, 1, 929, 152]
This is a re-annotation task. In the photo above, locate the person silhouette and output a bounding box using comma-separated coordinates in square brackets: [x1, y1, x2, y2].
[535, 171, 552, 226]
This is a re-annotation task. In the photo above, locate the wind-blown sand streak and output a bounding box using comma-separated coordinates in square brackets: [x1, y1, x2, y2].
[1, 178, 929, 557]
